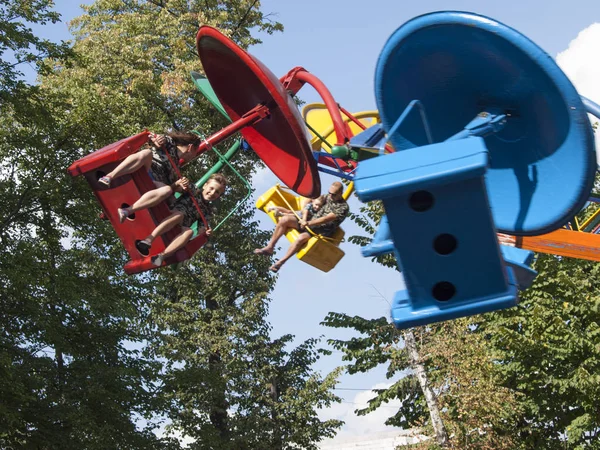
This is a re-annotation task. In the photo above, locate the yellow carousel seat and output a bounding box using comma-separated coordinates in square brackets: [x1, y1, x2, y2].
[256, 184, 345, 272]
[302, 102, 381, 151]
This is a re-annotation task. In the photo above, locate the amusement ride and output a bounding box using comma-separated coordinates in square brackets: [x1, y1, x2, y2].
[68, 11, 600, 330]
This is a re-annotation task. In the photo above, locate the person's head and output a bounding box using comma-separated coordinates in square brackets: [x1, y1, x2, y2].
[327, 181, 344, 202]
[201, 173, 227, 202]
[312, 195, 327, 211]
[169, 131, 202, 163]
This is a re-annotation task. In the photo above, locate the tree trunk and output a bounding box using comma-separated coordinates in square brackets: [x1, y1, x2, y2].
[404, 331, 449, 447]
[270, 377, 283, 450]
[206, 297, 229, 442]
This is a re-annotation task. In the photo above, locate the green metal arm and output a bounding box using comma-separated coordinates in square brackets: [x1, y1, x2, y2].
[189, 138, 252, 236]
[185, 72, 253, 237]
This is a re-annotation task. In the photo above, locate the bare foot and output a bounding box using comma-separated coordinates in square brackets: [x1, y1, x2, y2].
[253, 247, 273, 256]
[269, 261, 282, 273]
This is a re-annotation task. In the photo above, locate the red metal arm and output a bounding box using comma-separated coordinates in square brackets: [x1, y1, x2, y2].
[280, 67, 350, 146]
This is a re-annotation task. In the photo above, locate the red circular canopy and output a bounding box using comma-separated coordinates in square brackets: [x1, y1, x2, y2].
[196, 26, 321, 198]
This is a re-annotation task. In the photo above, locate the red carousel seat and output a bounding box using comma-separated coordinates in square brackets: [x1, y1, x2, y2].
[67, 131, 207, 274]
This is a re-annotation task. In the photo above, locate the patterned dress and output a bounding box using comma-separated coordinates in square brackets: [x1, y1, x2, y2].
[309, 197, 349, 237]
[172, 186, 214, 228]
[149, 136, 181, 186]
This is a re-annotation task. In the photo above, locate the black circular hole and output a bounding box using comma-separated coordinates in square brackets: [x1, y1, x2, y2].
[409, 190, 434, 212]
[120, 203, 136, 221]
[433, 234, 457, 255]
[432, 282, 456, 301]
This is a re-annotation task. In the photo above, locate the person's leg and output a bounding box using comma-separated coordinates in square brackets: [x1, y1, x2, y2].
[148, 211, 184, 242]
[100, 149, 153, 186]
[135, 211, 184, 256]
[151, 227, 193, 267]
[118, 184, 173, 223]
[270, 232, 310, 272]
[254, 215, 299, 255]
[267, 206, 293, 217]
[131, 185, 173, 212]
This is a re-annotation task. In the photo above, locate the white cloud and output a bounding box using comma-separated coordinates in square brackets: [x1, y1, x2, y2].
[153, 421, 195, 448]
[318, 382, 410, 443]
[556, 23, 600, 156]
[251, 165, 278, 196]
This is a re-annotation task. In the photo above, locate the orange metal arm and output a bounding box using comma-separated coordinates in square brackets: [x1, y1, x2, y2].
[499, 229, 600, 262]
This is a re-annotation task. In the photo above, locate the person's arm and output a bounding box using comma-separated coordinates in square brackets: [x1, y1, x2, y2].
[149, 133, 166, 149]
[307, 212, 336, 228]
[301, 207, 310, 222]
[198, 221, 212, 235]
[299, 203, 314, 227]
[170, 177, 190, 193]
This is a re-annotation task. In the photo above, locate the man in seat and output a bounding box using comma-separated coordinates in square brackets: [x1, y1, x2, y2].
[254, 181, 349, 273]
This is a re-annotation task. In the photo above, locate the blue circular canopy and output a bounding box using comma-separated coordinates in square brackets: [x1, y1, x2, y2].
[375, 11, 596, 236]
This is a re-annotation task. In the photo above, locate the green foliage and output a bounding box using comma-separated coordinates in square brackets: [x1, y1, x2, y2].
[0, 6, 165, 438]
[0, 0, 72, 99]
[347, 200, 397, 269]
[421, 319, 522, 449]
[322, 313, 427, 430]
[481, 254, 600, 448]
[0, 89, 165, 448]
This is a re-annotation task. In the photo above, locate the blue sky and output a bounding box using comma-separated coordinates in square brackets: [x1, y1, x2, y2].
[32, 0, 600, 443]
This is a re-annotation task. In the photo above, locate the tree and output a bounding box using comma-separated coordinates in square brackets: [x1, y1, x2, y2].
[421, 318, 522, 449]
[149, 197, 342, 449]
[8, 0, 340, 447]
[0, 3, 168, 445]
[480, 254, 600, 449]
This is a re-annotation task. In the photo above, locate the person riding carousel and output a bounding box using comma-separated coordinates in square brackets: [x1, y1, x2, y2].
[99, 131, 201, 214]
[254, 181, 349, 273]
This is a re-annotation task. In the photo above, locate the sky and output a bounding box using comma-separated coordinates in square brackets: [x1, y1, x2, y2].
[31, 0, 600, 445]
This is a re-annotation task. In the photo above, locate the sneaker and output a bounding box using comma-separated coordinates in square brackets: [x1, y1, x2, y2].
[135, 239, 152, 256]
[151, 254, 164, 267]
[118, 208, 129, 223]
[98, 176, 112, 187]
